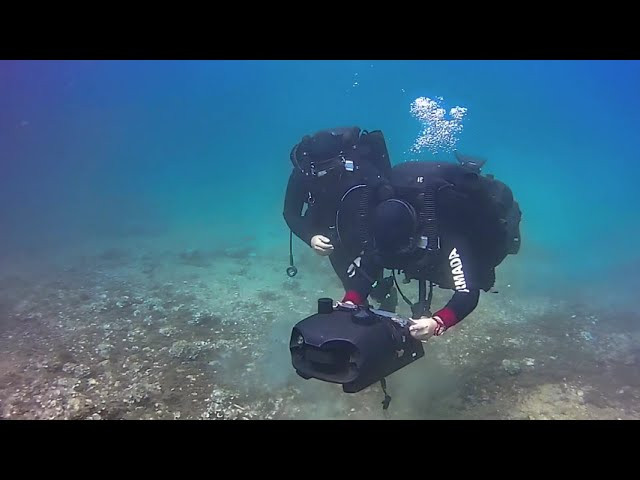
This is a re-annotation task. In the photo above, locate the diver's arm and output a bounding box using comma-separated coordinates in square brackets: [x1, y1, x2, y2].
[283, 171, 314, 246]
[432, 233, 481, 331]
[409, 290, 481, 342]
[433, 289, 480, 329]
[341, 253, 380, 305]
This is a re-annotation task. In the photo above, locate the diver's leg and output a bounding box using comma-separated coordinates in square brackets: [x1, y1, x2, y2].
[370, 270, 398, 313]
[377, 276, 398, 313]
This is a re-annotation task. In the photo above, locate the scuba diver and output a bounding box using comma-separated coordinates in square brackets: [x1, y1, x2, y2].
[283, 126, 398, 309]
[337, 152, 523, 341]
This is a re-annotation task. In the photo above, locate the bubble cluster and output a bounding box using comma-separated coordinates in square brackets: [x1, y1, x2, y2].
[409, 96, 468, 155]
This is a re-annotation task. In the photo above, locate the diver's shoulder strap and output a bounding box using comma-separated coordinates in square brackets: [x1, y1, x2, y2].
[416, 176, 451, 254]
[409, 177, 453, 277]
[420, 181, 440, 252]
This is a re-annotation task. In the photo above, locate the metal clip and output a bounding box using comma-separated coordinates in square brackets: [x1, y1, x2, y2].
[344, 159, 354, 172]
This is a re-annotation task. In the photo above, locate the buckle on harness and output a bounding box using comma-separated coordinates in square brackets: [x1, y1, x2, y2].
[417, 236, 440, 251]
[343, 157, 354, 172]
[427, 236, 440, 251]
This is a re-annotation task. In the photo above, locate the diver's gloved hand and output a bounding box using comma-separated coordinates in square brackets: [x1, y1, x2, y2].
[310, 235, 334, 256]
[409, 316, 446, 341]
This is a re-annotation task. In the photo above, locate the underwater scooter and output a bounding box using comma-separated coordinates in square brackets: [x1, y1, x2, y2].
[289, 290, 430, 410]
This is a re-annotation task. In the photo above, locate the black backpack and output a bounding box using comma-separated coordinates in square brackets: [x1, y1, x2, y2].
[452, 152, 522, 267]
[353, 129, 393, 179]
[368, 154, 522, 273]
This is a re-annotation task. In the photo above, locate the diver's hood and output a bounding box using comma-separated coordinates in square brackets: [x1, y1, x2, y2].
[371, 198, 418, 256]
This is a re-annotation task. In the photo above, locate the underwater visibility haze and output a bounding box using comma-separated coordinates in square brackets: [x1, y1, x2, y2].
[0, 60, 639, 420]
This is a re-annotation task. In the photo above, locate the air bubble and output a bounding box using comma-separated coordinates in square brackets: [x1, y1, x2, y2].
[409, 96, 468, 155]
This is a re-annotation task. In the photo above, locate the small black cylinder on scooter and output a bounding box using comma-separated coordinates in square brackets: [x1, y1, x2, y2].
[317, 298, 333, 314]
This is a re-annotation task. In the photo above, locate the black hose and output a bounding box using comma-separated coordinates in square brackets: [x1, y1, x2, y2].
[286, 230, 298, 277]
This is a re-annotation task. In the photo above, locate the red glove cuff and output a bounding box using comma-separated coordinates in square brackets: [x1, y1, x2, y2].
[342, 290, 365, 305]
[433, 307, 458, 329]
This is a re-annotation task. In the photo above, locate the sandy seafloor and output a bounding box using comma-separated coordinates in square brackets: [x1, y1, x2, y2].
[1, 233, 638, 421]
